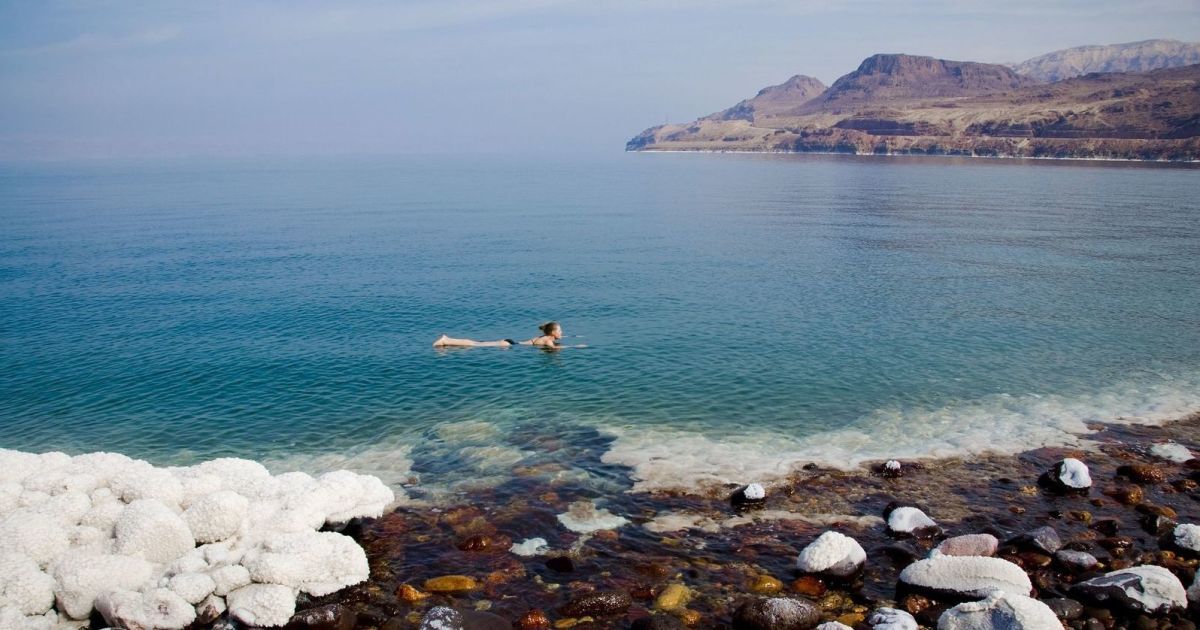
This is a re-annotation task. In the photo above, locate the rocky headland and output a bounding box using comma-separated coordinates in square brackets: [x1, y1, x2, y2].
[627, 43, 1200, 161]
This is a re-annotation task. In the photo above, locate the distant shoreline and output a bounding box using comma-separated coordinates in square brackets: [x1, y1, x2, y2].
[629, 148, 1200, 164]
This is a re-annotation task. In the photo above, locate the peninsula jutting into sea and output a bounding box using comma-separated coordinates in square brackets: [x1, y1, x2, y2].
[627, 39, 1200, 161]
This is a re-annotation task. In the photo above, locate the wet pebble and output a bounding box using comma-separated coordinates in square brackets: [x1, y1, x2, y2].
[1044, 597, 1084, 620]
[424, 575, 480, 593]
[1010, 525, 1062, 555]
[1118, 464, 1165, 484]
[732, 596, 821, 630]
[559, 591, 632, 618]
[286, 604, 356, 630]
[631, 615, 686, 630]
[515, 609, 550, 630]
[1055, 549, 1099, 572]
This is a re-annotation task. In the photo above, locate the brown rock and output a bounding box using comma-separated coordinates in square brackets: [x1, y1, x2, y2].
[748, 575, 783, 595]
[286, 604, 356, 630]
[789, 575, 827, 598]
[457, 535, 493, 552]
[397, 584, 429, 603]
[559, 591, 632, 618]
[1097, 536, 1134, 557]
[516, 609, 551, 630]
[1117, 464, 1165, 484]
[903, 593, 933, 615]
[1134, 503, 1176, 519]
[1104, 485, 1144, 505]
[424, 575, 479, 593]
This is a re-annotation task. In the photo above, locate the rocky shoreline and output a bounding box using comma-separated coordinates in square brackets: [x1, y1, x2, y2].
[309, 415, 1200, 630]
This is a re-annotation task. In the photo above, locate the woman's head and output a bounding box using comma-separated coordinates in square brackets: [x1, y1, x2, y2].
[539, 321, 562, 339]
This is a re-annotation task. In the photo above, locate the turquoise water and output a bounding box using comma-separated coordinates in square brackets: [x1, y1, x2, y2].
[2, 154, 1199, 493]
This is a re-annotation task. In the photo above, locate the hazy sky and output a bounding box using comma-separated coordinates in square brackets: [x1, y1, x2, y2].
[2, 0, 1199, 159]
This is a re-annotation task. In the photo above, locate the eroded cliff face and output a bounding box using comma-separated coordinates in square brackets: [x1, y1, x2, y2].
[627, 53, 1200, 161]
[1011, 39, 1200, 83]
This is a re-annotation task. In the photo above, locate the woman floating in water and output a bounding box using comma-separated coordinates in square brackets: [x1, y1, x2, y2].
[433, 321, 585, 350]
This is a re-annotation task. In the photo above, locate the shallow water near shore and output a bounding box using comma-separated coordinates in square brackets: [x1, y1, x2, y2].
[2, 153, 1199, 495]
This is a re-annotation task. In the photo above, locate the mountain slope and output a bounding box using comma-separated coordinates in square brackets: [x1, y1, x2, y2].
[1012, 39, 1200, 82]
[627, 55, 1200, 160]
[704, 74, 827, 122]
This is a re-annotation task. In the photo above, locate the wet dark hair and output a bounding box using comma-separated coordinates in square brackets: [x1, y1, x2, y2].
[539, 321, 561, 336]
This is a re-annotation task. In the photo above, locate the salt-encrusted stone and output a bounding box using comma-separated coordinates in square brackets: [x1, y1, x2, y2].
[730, 483, 767, 510]
[0, 606, 26, 629]
[0, 552, 56, 615]
[732, 596, 820, 630]
[168, 572, 216, 604]
[51, 552, 155, 619]
[227, 584, 296, 627]
[1072, 565, 1187, 614]
[210, 564, 252, 597]
[114, 499, 195, 564]
[936, 534, 998, 557]
[96, 588, 196, 630]
[1041, 458, 1091, 493]
[1150, 442, 1193, 463]
[796, 531, 866, 577]
[868, 607, 917, 630]
[78, 500, 125, 536]
[1174, 523, 1200, 554]
[816, 623, 854, 630]
[743, 483, 765, 500]
[556, 500, 629, 533]
[900, 555, 1032, 598]
[1188, 571, 1199, 604]
[0, 516, 68, 569]
[883, 460, 903, 478]
[937, 591, 1062, 629]
[241, 531, 368, 597]
[110, 466, 185, 508]
[420, 606, 464, 629]
[183, 491, 248, 544]
[886, 506, 939, 536]
[509, 538, 549, 557]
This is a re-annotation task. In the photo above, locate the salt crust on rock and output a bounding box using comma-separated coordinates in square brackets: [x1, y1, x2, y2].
[796, 531, 866, 577]
[887, 506, 937, 534]
[868, 607, 917, 630]
[227, 584, 296, 628]
[900, 555, 1032, 598]
[0, 552, 56, 615]
[1188, 572, 1199, 603]
[1074, 565, 1187, 614]
[816, 623, 854, 630]
[1174, 523, 1200, 553]
[556, 500, 629, 533]
[0, 448, 393, 627]
[937, 591, 1063, 629]
[1057, 458, 1091, 489]
[1150, 441, 1193, 463]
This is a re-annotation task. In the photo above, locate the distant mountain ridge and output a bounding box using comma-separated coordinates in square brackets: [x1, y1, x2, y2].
[627, 42, 1200, 161]
[1012, 39, 1200, 82]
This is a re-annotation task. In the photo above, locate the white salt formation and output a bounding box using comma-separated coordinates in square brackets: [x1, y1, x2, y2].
[0, 449, 394, 628]
[509, 538, 550, 557]
[886, 506, 938, 535]
[1057, 458, 1092, 489]
[937, 591, 1063, 629]
[556, 500, 629, 533]
[1189, 572, 1199, 604]
[743, 483, 765, 500]
[868, 607, 918, 630]
[1150, 441, 1193, 463]
[1173, 523, 1200, 554]
[795, 531, 866, 577]
[1073, 565, 1187, 614]
[899, 555, 1033, 598]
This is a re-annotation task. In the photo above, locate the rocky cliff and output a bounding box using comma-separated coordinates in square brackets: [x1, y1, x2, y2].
[1012, 39, 1200, 83]
[627, 50, 1200, 161]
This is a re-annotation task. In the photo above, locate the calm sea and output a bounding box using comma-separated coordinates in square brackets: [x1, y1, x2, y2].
[2, 154, 1198, 494]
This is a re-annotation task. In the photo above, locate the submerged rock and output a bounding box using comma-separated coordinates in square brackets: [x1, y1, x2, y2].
[1009, 526, 1062, 555]
[936, 534, 998, 558]
[559, 591, 632, 617]
[420, 607, 463, 630]
[899, 555, 1032, 598]
[1071, 565, 1187, 615]
[1053, 550, 1098, 572]
[732, 597, 820, 630]
[631, 614, 686, 630]
[937, 591, 1062, 629]
[882, 460, 903, 479]
[1150, 442, 1193, 463]
[868, 607, 917, 630]
[795, 531, 866, 578]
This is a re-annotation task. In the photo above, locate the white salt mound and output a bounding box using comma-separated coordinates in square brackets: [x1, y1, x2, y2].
[509, 538, 550, 557]
[900, 555, 1032, 598]
[743, 483, 765, 500]
[816, 623, 854, 630]
[1077, 565, 1187, 614]
[868, 607, 917, 630]
[796, 531, 866, 577]
[1150, 441, 1193, 463]
[1057, 458, 1092, 489]
[556, 500, 629, 533]
[1174, 523, 1200, 553]
[0, 448, 394, 628]
[887, 506, 937, 534]
[937, 591, 1063, 629]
